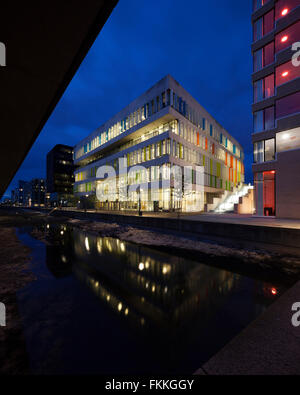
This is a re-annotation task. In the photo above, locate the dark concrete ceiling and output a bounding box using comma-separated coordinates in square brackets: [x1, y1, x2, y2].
[0, 0, 118, 198]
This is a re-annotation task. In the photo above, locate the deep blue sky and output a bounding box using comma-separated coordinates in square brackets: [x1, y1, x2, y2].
[5, 0, 253, 198]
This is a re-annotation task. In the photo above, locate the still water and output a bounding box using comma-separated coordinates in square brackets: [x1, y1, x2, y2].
[16, 224, 286, 374]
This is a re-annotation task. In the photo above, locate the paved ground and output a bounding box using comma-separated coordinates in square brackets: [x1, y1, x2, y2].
[195, 279, 300, 375]
[186, 213, 300, 229]
[52, 208, 300, 230]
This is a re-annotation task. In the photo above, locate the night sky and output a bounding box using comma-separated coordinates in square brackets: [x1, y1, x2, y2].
[4, 0, 253, 198]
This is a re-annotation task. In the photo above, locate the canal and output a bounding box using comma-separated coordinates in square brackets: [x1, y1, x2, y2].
[16, 224, 287, 374]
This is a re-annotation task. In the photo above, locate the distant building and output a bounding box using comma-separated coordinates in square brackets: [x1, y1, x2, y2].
[46, 144, 74, 206]
[11, 189, 17, 204]
[252, 0, 300, 218]
[30, 178, 46, 206]
[17, 180, 31, 206]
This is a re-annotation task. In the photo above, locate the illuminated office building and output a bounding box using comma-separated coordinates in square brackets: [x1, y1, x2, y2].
[252, 0, 300, 218]
[74, 75, 244, 212]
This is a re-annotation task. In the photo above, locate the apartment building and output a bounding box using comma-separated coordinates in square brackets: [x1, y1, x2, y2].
[46, 144, 75, 206]
[74, 75, 244, 213]
[252, 0, 300, 218]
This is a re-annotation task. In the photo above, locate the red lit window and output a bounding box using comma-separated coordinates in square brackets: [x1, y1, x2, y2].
[276, 60, 300, 86]
[197, 132, 199, 146]
[275, 21, 300, 52]
[264, 42, 274, 66]
[264, 74, 275, 98]
[263, 9, 274, 35]
[276, 91, 300, 119]
[275, 0, 300, 20]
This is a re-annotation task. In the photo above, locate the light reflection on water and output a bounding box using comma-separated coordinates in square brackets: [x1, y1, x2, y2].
[16, 224, 285, 374]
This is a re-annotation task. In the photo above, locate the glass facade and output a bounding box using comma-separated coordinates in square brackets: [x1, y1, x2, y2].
[276, 127, 300, 152]
[276, 91, 300, 119]
[254, 138, 275, 163]
[74, 78, 245, 213]
[253, 106, 275, 133]
[252, 0, 300, 218]
[276, 60, 300, 87]
[275, 20, 300, 53]
[275, 0, 300, 20]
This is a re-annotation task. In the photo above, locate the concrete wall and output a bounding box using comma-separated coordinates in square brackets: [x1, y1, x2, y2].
[235, 189, 254, 215]
[276, 149, 300, 219]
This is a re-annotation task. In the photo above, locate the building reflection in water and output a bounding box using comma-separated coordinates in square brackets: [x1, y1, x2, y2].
[67, 227, 279, 338]
[33, 223, 283, 371]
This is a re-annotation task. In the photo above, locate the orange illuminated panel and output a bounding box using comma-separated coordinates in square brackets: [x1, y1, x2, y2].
[205, 138, 208, 151]
[197, 132, 200, 146]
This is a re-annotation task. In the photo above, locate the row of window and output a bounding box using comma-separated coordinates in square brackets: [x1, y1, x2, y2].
[75, 165, 242, 195]
[253, 59, 300, 103]
[75, 88, 242, 162]
[254, 20, 300, 72]
[75, 134, 244, 183]
[254, 91, 300, 132]
[253, 0, 300, 43]
[254, 126, 300, 163]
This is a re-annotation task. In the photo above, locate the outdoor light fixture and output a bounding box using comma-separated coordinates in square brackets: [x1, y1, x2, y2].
[281, 35, 288, 43]
[282, 71, 289, 77]
[271, 288, 278, 296]
[118, 303, 122, 312]
[281, 8, 288, 16]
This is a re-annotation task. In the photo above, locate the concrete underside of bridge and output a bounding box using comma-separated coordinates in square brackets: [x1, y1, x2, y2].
[0, 0, 118, 198]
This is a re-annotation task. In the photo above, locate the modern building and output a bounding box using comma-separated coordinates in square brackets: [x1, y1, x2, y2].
[46, 144, 75, 206]
[30, 178, 46, 206]
[74, 75, 245, 213]
[15, 180, 31, 206]
[252, 0, 300, 218]
[10, 179, 45, 207]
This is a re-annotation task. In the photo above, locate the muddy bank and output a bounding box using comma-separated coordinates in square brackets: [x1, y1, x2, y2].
[0, 227, 35, 374]
[30, 218, 300, 286]
[0, 207, 67, 227]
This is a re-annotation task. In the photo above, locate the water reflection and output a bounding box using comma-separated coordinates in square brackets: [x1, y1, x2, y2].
[42, 224, 281, 338]
[20, 223, 284, 374]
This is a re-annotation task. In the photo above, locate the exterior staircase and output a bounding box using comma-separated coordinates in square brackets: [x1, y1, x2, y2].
[205, 183, 253, 213]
